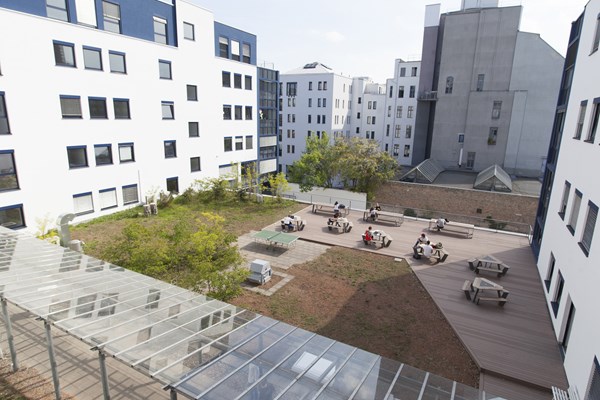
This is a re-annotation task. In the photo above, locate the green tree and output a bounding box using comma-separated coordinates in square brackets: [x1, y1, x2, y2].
[267, 172, 290, 202]
[289, 132, 340, 190]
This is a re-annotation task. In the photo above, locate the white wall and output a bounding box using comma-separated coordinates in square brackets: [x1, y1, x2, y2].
[537, 0, 600, 395]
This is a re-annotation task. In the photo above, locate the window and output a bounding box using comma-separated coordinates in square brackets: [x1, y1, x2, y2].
[368, 101, 372, 110]
[183, 22, 195, 40]
[234, 106, 242, 120]
[53, 41, 76, 67]
[188, 122, 199, 137]
[60, 96, 82, 118]
[357, 112, 360, 119]
[246, 135, 253, 149]
[122, 184, 139, 204]
[575, 101, 588, 139]
[559, 181, 571, 219]
[477, 74, 485, 91]
[367, 116, 371, 124]
[400, 67, 406, 77]
[166, 177, 179, 194]
[224, 137, 232, 152]
[89, 97, 108, 119]
[229, 39, 240, 61]
[47, 0, 68, 21]
[492, 101, 502, 119]
[458, 133, 465, 143]
[386, 125, 390, 136]
[0, 93, 9, 135]
[309, 99, 313, 108]
[159, 60, 172, 79]
[242, 43, 251, 63]
[286, 82, 297, 97]
[398, 86, 404, 98]
[67, 146, 88, 168]
[411, 67, 418, 77]
[393, 144, 400, 156]
[0, 151, 19, 191]
[373, 101, 377, 110]
[113, 98, 130, 119]
[118, 143, 134, 163]
[561, 302, 576, 352]
[308, 115, 312, 123]
[358, 97, 362, 104]
[395, 125, 401, 138]
[466, 152, 476, 169]
[94, 144, 113, 165]
[409, 86, 415, 98]
[567, 189, 582, 234]
[406, 125, 412, 138]
[99, 188, 117, 210]
[187, 85, 198, 101]
[592, 14, 600, 53]
[389, 86, 393, 98]
[407, 106, 414, 118]
[190, 157, 201, 172]
[579, 201, 597, 255]
[73, 192, 94, 215]
[586, 99, 600, 143]
[445, 76, 454, 94]
[0, 204, 25, 229]
[245, 75, 252, 90]
[235, 136, 243, 150]
[161, 102, 174, 119]
[153, 16, 167, 44]
[109, 51, 126, 73]
[223, 105, 232, 120]
[404, 145, 410, 157]
[233, 74, 242, 89]
[245, 106, 253, 120]
[219, 37, 229, 58]
[83, 47, 102, 70]
[488, 127, 498, 145]
[102, 1, 121, 33]
[309, 82, 313, 91]
[222, 71, 231, 87]
[164, 141, 176, 158]
[544, 253, 555, 292]
[396, 106, 402, 118]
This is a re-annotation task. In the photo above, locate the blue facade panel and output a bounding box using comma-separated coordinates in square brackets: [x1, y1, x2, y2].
[0, 0, 177, 46]
[214, 21, 257, 65]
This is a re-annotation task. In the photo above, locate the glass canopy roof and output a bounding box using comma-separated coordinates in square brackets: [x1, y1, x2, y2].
[0, 227, 501, 400]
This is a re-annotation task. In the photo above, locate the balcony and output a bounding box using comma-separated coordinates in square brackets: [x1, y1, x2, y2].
[418, 91, 438, 101]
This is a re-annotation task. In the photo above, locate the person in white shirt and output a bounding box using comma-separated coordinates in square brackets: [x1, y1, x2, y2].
[421, 241, 434, 257]
[436, 217, 448, 231]
[413, 233, 429, 257]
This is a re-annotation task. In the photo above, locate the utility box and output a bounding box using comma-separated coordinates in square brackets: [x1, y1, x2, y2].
[248, 259, 272, 285]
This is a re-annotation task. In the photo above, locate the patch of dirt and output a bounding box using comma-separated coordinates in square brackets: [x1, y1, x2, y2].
[0, 359, 73, 400]
[231, 246, 480, 387]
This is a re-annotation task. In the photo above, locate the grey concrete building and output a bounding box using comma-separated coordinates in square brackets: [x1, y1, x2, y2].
[417, 1, 564, 177]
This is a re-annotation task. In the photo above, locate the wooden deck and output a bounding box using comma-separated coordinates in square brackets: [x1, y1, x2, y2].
[275, 206, 567, 398]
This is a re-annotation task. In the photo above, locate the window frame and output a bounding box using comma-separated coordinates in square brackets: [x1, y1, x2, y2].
[244, 75, 252, 90]
[47, 0, 69, 21]
[235, 136, 243, 151]
[83, 46, 103, 71]
[579, 200, 598, 256]
[224, 137, 232, 152]
[183, 22, 195, 41]
[567, 189, 583, 235]
[222, 71, 231, 87]
[187, 85, 198, 101]
[219, 36, 229, 58]
[190, 156, 201, 172]
[492, 101, 502, 120]
[153, 16, 168, 44]
[476, 74, 485, 92]
[161, 101, 175, 120]
[53, 41, 76, 68]
[102, 1, 121, 33]
[558, 181, 571, 219]
[445, 76, 453, 94]
[118, 142, 135, 163]
[242, 43, 251, 63]
[59, 95, 82, 119]
[94, 144, 113, 166]
[66, 145, 88, 169]
[245, 106, 253, 120]
[99, 187, 118, 210]
[166, 177, 179, 194]
[0, 150, 19, 191]
[585, 98, 600, 143]
[591, 13, 600, 54]
[245, 135, 253, 150]
[108, 51, 126, 74]
[164, 140, 177, 158]
[113, 98, 131, 119]
[223, 105, 232, 120]
[122, 184, 139, 205]
[88, 97, 108, 119]
[0, 204, 25, 229]
[0, 92, 10, 135]
[544, 252, 555, 292]
[234, 105, 243, 120]
[188, 121, 199, 137]
[233, 74, 242, 89]
[488, 127, 498, 145]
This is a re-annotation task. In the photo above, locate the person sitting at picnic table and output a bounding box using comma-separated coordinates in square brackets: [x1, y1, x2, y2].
[333, 201, 341, 218]
[369, 207, 378, 221]
[375, 203, 382, 211]
[436, 217, 449, 231]
[364, 226, 373, 242]
[412, 233, 429, 256]
[282, 216, 294, 231]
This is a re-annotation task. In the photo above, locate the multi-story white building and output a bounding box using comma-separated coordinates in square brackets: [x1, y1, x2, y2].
[0, 0, 271, 231]
[533, 0, 600, 397]
[278, 62, 352, 174]
[382, 59, 420, 165]
[350, 77, 385, 143]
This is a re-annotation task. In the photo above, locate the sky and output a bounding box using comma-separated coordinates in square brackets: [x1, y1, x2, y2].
[190, 0, 589, 83]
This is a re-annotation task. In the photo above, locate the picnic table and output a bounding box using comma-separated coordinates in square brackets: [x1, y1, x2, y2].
[413, 243, 449, 262]
[281, 215, 305, 232]
[471, 277, 509, 306]
[428, 219, 474, 238]
[311, 202, 348, 216]
[252, 230, 299, 250]
[469, 254, 510, 277]
[327, 217, 353, 233]
[362, 230, 392, 248]
[363, 210, 404, 226]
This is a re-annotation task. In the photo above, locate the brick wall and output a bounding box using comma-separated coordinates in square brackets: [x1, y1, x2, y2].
[373, 182, 538, 228]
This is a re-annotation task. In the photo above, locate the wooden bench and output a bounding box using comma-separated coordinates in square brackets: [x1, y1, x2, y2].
[476, 297, 508, 306]
[312, 202, 348, 216]
[462, 280, 473, 301]
[429, 219, 474, 238]
[467, 258, 479, 270]
[364, 210, 404, 226]
[475, 264, 510, 277]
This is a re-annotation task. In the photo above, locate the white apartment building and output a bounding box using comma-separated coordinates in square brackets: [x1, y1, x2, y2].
[350, 77, 385, 143]
[0, 0, 264, 232]
[383, 59, 420, 165]
[278, 63, 352, 173]
[535, 0, 600, 397]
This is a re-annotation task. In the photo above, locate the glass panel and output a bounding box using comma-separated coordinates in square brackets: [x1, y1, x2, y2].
[95, 146, 112, 165]
[109, 53, 125, 73]
[119, 145, 133, 162]
[159, 61, 171, 79]
[83, 48, 102, 70]
[89, 99, 107, 118]
[54, 44, 75, 66]
[114, 100, 129, 119]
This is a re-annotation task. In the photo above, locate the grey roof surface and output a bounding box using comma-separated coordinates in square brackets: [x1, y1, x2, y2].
[0, 227, 499, 400]
[474, 165, 512, 192]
